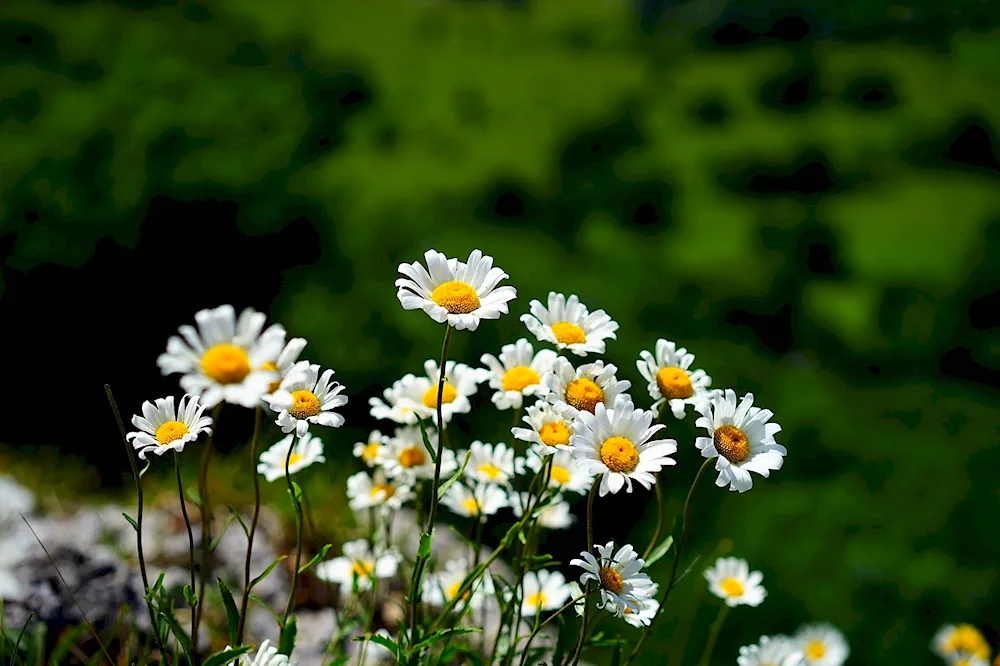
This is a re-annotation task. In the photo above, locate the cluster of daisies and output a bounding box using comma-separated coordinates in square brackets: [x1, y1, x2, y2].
[932, 623, 998, 666]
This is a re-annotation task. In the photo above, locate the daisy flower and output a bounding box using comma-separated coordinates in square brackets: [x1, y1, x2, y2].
[622, 591, 659, 628]
[511, 401, 575, 455]
[543, 357, 631, 419]
[423, 558, 494, 610]
[261, 336, 308, 399]
[462, 441, 517, 485]
[352, 430, 388, 467]
[738, 636, 804, 666]
[520, 569, 571, 617]
[126, 395, 213, 460]
[570, 541, 655, 616]
[266, 361, 347, 437]
[370, 360, 481, 426]
[522, 449, 594, 496]
[479, 338, 557, 410]
[520, 292, 619, 357]
[347, 470, 415, 514]
[510, 493, 575, 530]
[157, 305, 285, 408]
[946, 657, 990, 666]
[256, 431, 325, 482]
[222, 639, 294, 666]
[636, 339, 716, 420]
[315, 539, 400, 597]
[571, 396, 677, 496]
[933, 625, 991, 662]
[704, 557, 766, 607]
[377, 426, 457, 482]
[441, 482, 508, 521]
[695, 389, 785, 493]
[395, 249, 517, 331]
[795, 624, 850, 666]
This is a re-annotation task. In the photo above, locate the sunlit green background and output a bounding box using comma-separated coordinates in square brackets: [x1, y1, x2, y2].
[2, 0, 1000, 663]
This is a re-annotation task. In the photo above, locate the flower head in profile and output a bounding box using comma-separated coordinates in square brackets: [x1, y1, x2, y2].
[347, 470, 415, 514]
[261, 337, 308, 401]
[396, 249, 517, 331]
[441, 482, 508, 522]
[315, 539, 400, 597]
[369, 360, 480, 426]
[479, 338, 557, 410]
[223, 639, 296, 666]
[571, 541, 654, 616]
[695, 389, 785, 493]
[521, 449, 594, 496]
[266, 361, 347, 437]
[157, 305, 285, 408]
[933, 624, 990, 662]
[377, 426, 456, 482]
[462, 441, 517, 485]
[636, 339, 716, 420]
[510, 493, 575, 530]
[795, 624, 850, 666]
[704, 557, 766, 607]
[511, 401, 576, 455]
[352, 430, 388, 467]
[423, 558, 494, 610]
[738, 635, 804, 666]
[543, 357, 631, 419]
[520, 569, 571, 617]
[256, 431, 325, 482]
[571, 396, 677, 496]
[521, 292, 618, 357]
[621, 587, 659, 628]
[127, 395, 213, 459]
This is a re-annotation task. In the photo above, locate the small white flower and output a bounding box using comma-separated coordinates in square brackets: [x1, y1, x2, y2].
[944, 656, 990, 666]
[695, 389, 785, 493]
[704, 557, 766, 607]
[0, 476, 34, 528]
[933, 625, 991, 662]
[522, 449, 594, 496]
[347, 470, 415, 514]
[266, 361, 347, 437]
[376, 426, 457, 482]
[738, 635, 804, 666]
[223, 639, 296, 666]
[441, 482, 508, 521]
[521, 292, 618, 357]
[511, 401, 576, 455]
[352, 430, 388, 467]
[510, 493, 576, 530]
[256, 431, 325, 482]
[571, 396, 677, 496]
[795, 624, 850, 666]
[315, 539, 400, 597]
[157, 305, 285, 408]
[396, 249, 517, 331]
[570, 541, 655, 616]
[369, 360, 481, 426]
[462, 441, 517, 485]
[261, 336, 308, 402]
[543, 357, 631, 419]
[520, 569, 571, 617]
[636, 339, 716, 420]
[479, 338, 557, 410]
[621, 582, 659, 628]
[126, 394, 213, 459]
[423, 558, 494, 610]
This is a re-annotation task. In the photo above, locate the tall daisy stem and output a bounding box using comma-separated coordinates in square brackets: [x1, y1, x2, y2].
[236, 405, 263, 645]
[696, 604, 729, 666]
[517, 592, 587, 666]
[174, 452, 198, 644]
[193, 405, 221, 659]
[281, 433, 304, 627]
[570, 477, 600, 666]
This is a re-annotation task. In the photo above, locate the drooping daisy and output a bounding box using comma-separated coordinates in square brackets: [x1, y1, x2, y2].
[370, 360, 481, 426]
[571, 396, 677, 496]
[353, 430, 388, 467]
[520, 292, 619, 357]
[223, 639, 295, 666]
[256, 431, 326, 482]
[346, 470, 415, 514]
[704, 557, 766, 607]
[695, 390, 785, 493]
[377, 426, 457, 482]
[522, 449, 594, 496]
[512, 401, 576, 455]
[261, 336, 308, 400]
[510, 493, 575, 530]
[423, 558, 494, 610]
[622, 587, 659, 628]
[157, 305, 286, 408]
[315, 539, 400, 597]
[794, 624, 850, 666]
[266, 361, 347, 437]
[441, 482, 508, 521]
[127, 395, 213, 460]
[933, 624, 991, 662]
[462, 441, 517, 485]
[543, 357, 631, 419]
[520, 569, 571, 617]
[636, 339, 716, 420]
[738, 636, 804, 666]
[396, 249, 517, 331]
[479, 338, 557, 410]
[570, 541, 655, 616]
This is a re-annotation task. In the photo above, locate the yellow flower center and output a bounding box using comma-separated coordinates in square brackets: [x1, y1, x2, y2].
[600, 436, 639, 474]
[714, 425, 750, 463]
[399, 447, 427, 469]
[551, 322, 586, 345]
[446, 582, 471, 601]
[805, 640, 826, 660]
[720, 577, 744, 597]
[155, 421, 189, 445]
[945, 625, 990, 658]
[289, 389, 321, 419]
[526, 592, 547, 608]
[565, 378, 604, 413]
[260, 361, 280, 392]
[655, 367, 694, 400]
[201, 344, 251, 385]
[430, 280, 481, 314]
[477, 463, 502, 480]
[461, 498, 481, 514]
[598, 566, 623, 595]
[550, 466, 572, 485]
[501, 366, 541, 392]
[361, 442, 381, 463]
[286, 452, 305, 468]
[539, 422, 570, 447]
[351, 561, 375, 578]
[422, 383, 458, 408]
[370, 484, 395, 499]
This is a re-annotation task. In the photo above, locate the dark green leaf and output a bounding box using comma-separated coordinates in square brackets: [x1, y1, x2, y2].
[417, 532, 433, 559]
[610, 642, 622, 666]
[277, 616, 296, 656]
[290, 482, 303, 502]
[122, 513, 139, 533]
[203, 646, 252, 666]
[248, 593, 283, 627]
[643, 536, 674, 568]
[155, 602, 192, 662]
[298, 544, 332, 574]
[217, 579, 240, 648]
[248, 556, 287, 592]
[353, 633, 400, 661]
[182, 585, 198, 608]
[416, 417, 437, 464]
[226, 506, 251, 539]
[8, 613, 33, 666]
[413, 627, 481, 651]
[436, 449, 472, 500]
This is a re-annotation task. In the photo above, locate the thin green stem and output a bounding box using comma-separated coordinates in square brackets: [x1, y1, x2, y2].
[193, 404, 221, 659]
[642, 482, 664, 560]
[570, 477, 600, 666]
[281, 433, 304, 626]
[516, 593, 586, 666]
[174, 452, 198, 644]
[356, 583, 379, 666]
[696, 604, 729, 666]
[236, 405, 263, 645]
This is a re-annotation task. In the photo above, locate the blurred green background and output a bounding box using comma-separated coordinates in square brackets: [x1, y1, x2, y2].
[2, 0, 1000, 663]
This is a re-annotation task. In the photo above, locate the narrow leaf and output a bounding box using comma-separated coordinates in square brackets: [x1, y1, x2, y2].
[155, 603, 192, 662]
[248, 593, 283, 628]
[122, 513, 139, 533]
[185, 487, 201, 507]
[138, 459, 152, 478]
[248, 556, 288, 592]
[416, 417, 437, 464]
[417, 532, 432, 559]
[436, 449, 473, 500]
[217, 579, 240, 648]
[182, 585, 198, 608]
[297, 544, 332, 574]
[353, 633, 400, 661]
[227, 505, 251, 539]
[643, 536, 674, 568]
[203, 646, 252, 666]
[413, 627, 482, 651]
[277, 616, 296, 656]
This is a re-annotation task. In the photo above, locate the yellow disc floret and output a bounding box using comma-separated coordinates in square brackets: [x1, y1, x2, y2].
[714, 424, 750, 463]
[446, 582, 471, 601]
[805, 640, 826, 660]
[526, 592, 547, 608]
[461, 498, 481, 514]
[399, 447, 427, 468]
[431, 281, 480, 314]
[502, 366, 541, 392]
[550, 466, 571, 485]
[551, 322, 586, 345]
[422, 383, 458, 408]
[155, 421, 190, 445]
[944, 625, 990, 659]
[720, 577, 744, 598]
[201, 344, 251, 385]
[370, 484, 396, 499]
[656, 367, 694, 400]
[351, 561, 375, 578]
[600, 436, 639, 474]
[478, 463, 501, 480]
[361, 442, 381, 463]
[286, 453, 304, 468]
[540, 422, 571, 447]
[565, 378, 603, 413]
[260, 361, 280, 392]
[289, 389, 321, 419]
[598, 566, 623, 595]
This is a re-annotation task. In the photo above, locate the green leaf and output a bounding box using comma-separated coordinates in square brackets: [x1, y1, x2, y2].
[674, 554, 702, 587]
[122, 513, 139, 533]
[8, 613, 34, 666]
[138, 459, 152, 478]
[186, 487, 201, 507]
[517, 530, 527, 545]
[417, 532, 433, 559]
[413, 627, 482, 651]
[436, 449, 473, 500]
[291, 482, 303, 502]
[209, 513, 238, 551]
[227, 505, 251, 538]
[217, 579, 240, 648]
[643, 536, 674, 568]
[416, 417, 437, 464]
[277, 616, 296, 656]
[248, 593, 283, 628]
[203, 646, 252, 666]
[298, 544, 332, 574]
[182, 585, 198, 608]
[154, 602, 192, 662]
[501, 522, 521, 548]
[248, 555, 288, 592]
[353, 633, 400, 661]
[150, 572, 166, 595]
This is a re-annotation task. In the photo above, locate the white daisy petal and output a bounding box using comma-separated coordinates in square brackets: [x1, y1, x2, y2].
[520, 292, 619, 357]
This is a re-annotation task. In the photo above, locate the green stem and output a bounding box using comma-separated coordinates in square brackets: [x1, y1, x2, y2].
[516, 592, 587, 666]
[570, 477, 600, 666]
[193, 404, 221, 660]
[174, 452, 198, 644]
[281, 433, 304, 626]
[696, 604, 729, 666]
[356, 584, 379, 666]
[236, 405, 263, 645]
